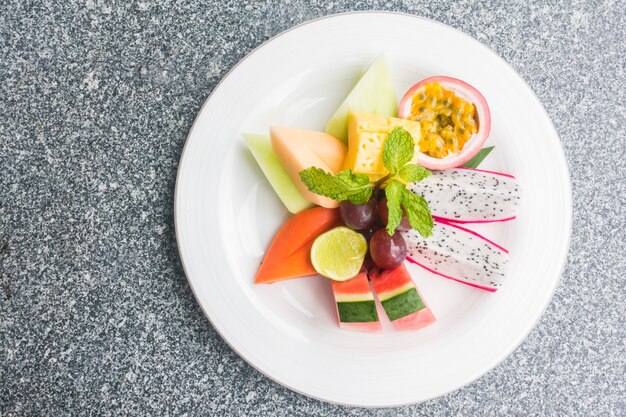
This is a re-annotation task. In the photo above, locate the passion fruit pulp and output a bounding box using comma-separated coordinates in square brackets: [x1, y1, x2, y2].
[410, 82, 478, 158]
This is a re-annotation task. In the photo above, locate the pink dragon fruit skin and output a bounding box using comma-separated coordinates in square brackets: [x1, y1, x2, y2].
[410, 167, 522, 224]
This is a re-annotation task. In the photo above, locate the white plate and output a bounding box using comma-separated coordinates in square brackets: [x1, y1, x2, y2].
[175, 12, 572, 407]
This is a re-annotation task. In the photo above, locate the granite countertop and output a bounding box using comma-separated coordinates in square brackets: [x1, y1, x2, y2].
[1, 1, 624, 416]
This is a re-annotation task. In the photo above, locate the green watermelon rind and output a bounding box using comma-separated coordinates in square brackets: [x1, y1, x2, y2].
[336, 300, 379, 323]
[380, 288, 425, 322]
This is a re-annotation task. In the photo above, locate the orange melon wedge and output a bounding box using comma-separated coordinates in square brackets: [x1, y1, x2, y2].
[270, 127, 347, 208]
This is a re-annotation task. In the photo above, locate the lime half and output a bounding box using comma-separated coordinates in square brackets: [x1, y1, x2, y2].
[310, 226, 367, 281]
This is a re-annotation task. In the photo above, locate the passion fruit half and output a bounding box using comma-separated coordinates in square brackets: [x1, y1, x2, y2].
[398, 76, 491, 170]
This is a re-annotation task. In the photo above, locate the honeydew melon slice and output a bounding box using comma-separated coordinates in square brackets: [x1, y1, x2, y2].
[325, 55, 398, 144]
[243, 133, 312, 214]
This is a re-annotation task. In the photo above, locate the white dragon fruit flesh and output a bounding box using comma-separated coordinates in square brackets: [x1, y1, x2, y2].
[402, 220, 510, 292]
[410, 167, 522, 224]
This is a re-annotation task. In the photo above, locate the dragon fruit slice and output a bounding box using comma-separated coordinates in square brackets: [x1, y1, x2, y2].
[402, 220, 509, 292]
[410, 167, 522, 224]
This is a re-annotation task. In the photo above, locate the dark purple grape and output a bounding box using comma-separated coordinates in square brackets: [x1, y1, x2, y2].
[378, 197, 411, 231]
[369, 229, 407, 270]
[358, 222, 383, 263]
[339, 198, 378, 230]
[358, 221, 383, 243]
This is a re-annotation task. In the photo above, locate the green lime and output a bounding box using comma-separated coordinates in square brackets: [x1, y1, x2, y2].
[310, 226, 367, 281]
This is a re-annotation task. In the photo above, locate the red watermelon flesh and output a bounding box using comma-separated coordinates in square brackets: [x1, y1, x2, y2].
[369, 265, 436, 331]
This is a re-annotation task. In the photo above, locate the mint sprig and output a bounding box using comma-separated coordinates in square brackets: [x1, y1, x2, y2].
[384, 179, 404, 233]
[400, 187, 433, 238]
[398, 163, 431, 183]
[382, 180, 433, 237]
[381, 127, 433, 236]
[299, 126, 434, 238]
[382, 128, 414, 174]
[299, 168, 373, 204]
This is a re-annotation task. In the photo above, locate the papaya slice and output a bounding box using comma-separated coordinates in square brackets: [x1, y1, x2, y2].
[254, 207, 342, 284]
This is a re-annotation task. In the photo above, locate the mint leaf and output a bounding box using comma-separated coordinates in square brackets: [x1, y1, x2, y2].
[384, 179, 404, 235]
[399, 164, 431, 183]
[382, 127, 415, 174]
[462, 146, 495, 168]
[299, 167, 373, 204]
[401, 187, 434, 238]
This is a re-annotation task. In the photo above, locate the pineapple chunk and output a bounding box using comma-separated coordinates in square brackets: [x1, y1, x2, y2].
[344, 112, 421, 180]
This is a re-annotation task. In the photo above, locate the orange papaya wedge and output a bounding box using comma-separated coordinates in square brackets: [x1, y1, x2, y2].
[254, 207, 342, 284]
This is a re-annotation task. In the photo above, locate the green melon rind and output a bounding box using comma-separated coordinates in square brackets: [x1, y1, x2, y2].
[380, 288, 425, 322]
[324, 55, 398, 144]
[337, 300, 379, 323]
[243, 133, 313, 214]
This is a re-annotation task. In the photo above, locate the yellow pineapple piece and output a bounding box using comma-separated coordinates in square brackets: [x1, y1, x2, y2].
[344, 112, 421, 181]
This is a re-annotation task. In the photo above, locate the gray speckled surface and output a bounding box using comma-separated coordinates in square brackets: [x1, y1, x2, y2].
[1, 1, 624, 415]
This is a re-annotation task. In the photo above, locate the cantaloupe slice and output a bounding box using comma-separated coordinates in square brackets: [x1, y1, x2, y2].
[254, 207, 342, 284]
[243, 133, 312, 214]
[325, 54, 398, 144]
[270, 127, 347, 208]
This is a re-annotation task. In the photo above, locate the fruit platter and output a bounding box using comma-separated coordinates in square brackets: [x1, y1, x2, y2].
[246, 55, 522, 333]
[175, 13, 571, 406]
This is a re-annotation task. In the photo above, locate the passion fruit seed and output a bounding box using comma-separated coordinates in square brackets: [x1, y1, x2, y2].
[410, 82, 478, 159]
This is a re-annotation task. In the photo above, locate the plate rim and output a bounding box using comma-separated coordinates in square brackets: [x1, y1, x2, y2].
[174, 10, 573, 408]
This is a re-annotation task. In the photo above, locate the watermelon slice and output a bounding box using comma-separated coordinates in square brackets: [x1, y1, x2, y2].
[254, 207, 342, 284]
[330, 270, 382, 332]
[369, 265, 436, 331]
[325, 55, 398, 144]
